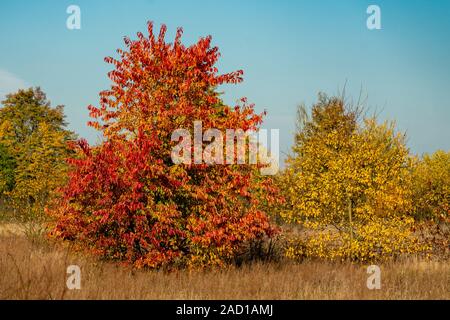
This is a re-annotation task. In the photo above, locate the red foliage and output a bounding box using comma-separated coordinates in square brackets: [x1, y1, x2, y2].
[49, 22, 279, 268]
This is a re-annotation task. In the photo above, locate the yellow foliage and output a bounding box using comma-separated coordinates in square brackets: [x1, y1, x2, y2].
[411, 150, 450, 222]
[279, 95, 426, 262]
[10, 122, 70, 215]
[0, 88, 74, 220]
[285, 217, 429, 262]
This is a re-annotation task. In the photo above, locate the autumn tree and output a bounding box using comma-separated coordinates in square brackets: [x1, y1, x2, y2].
[0, 87, 75, 219]
[49, 22, 280, 269]
[410, 150, 449, 257]
[279, 94, 425, 262]
[411, 150, 449, 222]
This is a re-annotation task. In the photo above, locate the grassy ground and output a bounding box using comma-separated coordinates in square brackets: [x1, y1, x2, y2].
[1, 223, 448, 300]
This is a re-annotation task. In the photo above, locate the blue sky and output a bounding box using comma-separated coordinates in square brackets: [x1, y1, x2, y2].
[0, 0, 449, 163]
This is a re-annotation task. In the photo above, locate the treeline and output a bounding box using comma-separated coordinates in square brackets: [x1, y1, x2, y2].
[0, 22, 448, 268]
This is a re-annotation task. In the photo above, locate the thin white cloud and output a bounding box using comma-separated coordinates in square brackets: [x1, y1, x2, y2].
[0, 69, 28, 101]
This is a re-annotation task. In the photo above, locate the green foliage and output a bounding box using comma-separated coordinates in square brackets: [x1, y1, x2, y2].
[0, 87, 75, 220]
[0, 143, 16, 194]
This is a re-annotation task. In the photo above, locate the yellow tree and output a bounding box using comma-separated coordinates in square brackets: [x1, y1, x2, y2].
[410, 150, 449, 257]
[0, 88, 75, 220]
[412, 150, 450, 222]
[280, 94, 425, 262]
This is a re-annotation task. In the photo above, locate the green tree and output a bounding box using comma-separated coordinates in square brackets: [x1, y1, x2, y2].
[0, 87, 75, 219]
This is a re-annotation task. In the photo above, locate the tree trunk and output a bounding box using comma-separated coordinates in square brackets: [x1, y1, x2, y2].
[348, 198, 353, 242]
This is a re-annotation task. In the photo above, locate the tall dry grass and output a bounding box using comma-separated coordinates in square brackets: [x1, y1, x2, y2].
[0, 225, 448, 300]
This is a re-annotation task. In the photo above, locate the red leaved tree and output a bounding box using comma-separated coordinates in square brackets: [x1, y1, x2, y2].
[49, 22, 280, 268]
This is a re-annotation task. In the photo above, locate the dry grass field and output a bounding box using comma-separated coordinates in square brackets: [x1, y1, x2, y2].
[0, 223, 448, 300]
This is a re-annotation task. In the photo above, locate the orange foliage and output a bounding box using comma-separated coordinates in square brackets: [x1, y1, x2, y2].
[49, 22, 280, 269]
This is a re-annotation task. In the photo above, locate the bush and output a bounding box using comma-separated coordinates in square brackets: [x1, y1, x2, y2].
[285, 217, 428, 262]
